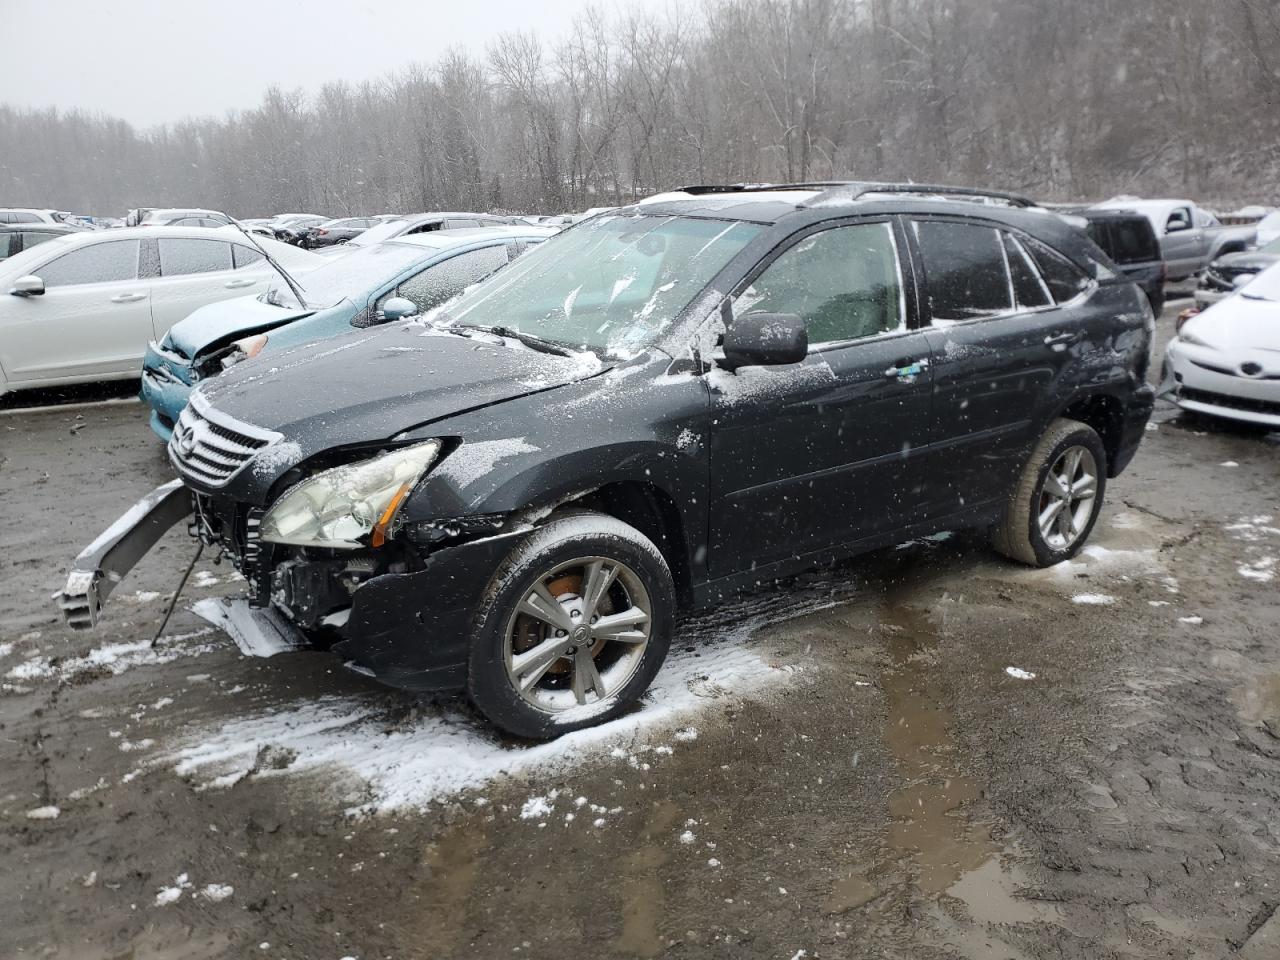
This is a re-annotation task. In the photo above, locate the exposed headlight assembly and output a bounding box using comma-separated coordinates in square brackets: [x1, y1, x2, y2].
[260, 440, 441, 549]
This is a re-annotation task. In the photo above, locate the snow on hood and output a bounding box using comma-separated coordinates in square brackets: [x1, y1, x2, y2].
[167, 294, 310, 357]
[1183, 287, 1280, 355]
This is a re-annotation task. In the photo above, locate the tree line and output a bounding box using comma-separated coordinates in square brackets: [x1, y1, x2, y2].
[2, 0, 1277, 218]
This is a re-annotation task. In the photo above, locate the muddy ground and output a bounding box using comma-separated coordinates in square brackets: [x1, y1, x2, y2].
[2, 304, 1279, 960]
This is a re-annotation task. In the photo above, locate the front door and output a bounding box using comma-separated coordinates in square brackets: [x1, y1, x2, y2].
[0, 238, 151, 382]
[707, 219, 933, 577]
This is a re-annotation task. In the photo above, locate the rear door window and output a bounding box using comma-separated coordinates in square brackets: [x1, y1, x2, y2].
[38, 240, 141, 287]
[0, 234, 16, 258]
[912, 220, 1013, 323]
[158, 238, 234, 276]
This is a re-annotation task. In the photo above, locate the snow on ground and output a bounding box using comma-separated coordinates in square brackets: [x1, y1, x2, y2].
[1005, 667, 1037, 680]
[1223, 515, 1279, 584]
[1071, 593, 1116, 605]
[160, 575, 851, 814]
[163, 626, 802, 814]
[4, 629, 218, 685]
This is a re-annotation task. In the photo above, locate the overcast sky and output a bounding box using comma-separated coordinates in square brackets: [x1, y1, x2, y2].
[8, 0, 674, 128]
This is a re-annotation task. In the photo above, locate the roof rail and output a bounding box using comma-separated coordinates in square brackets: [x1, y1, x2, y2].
[671, 180, 1036, 208]
[674, 182, 853, 196]
[807, 181, 1036, 208]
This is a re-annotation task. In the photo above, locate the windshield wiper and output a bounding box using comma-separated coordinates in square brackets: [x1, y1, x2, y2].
[476, 324, 575, 357]
[228, 219, 309, 309]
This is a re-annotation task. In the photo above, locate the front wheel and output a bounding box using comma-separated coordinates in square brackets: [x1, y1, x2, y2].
[992, 418, 1108, 567]
[467, 511, 675, 739]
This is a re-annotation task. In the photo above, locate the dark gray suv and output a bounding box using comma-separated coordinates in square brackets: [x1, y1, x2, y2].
[63, 182, 1156, 738]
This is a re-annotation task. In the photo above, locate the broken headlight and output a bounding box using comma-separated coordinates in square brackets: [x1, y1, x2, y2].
[259, 440, 441, 549]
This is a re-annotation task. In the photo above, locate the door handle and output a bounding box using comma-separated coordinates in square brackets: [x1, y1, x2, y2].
[109, 292, 147, 303]
[1043, 332, 1077, 347]
[224, 278, 255, 289]
[883, 358, 929, 381]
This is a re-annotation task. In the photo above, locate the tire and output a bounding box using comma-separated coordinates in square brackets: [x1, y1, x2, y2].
[467, 510, 676, 739]
[992, 418, 1108, 567]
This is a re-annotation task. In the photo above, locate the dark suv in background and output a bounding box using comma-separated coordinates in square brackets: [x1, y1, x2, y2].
[64, 181, 1155, 739]
[1063, 208, 1165, 315]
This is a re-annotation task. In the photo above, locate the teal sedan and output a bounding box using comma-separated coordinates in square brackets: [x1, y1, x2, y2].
[141, 226, 554, 439]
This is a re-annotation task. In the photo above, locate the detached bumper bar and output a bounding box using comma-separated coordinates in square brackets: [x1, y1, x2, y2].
[58, 479, 192, 628]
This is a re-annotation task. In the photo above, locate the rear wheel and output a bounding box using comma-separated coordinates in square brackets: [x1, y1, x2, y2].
[992, 418, 1107, 567]
[467, 511, 675, 739]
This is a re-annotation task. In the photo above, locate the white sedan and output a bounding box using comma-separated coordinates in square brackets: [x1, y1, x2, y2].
[0, 226, 321, 398]
[1162, 262, 1280, 429]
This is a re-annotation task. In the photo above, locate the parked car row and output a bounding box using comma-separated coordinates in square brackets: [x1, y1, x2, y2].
[53, 181, 1160, 739]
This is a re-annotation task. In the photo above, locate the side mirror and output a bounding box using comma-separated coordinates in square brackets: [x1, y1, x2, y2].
[10, 275, 45, 296]
[378, 296, 418, 322]
[1166, 219, 1190, 234]
[721, 312, 807, 371]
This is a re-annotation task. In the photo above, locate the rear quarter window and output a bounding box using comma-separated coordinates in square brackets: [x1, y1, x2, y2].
[1023, 236, 1092, 302]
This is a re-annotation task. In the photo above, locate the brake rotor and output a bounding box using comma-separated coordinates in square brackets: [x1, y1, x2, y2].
[512, 570, 607, 675]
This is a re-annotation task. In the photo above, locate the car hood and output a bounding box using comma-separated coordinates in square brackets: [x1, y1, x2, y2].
[197, 322, 610, 462]
[1185, 294, 1280, 354]
[169, 295, 312, 357]
[1211, 250, 1280, 274]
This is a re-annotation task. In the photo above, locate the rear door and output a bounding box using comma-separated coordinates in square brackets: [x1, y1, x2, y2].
[0, 238, 150, 381]
[149, 237, 269, 338]
[907, 217, 1090, 518]
[707, 218, 934, 575]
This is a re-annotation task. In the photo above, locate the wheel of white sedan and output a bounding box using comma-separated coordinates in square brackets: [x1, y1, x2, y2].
[467, 510, 675, 739]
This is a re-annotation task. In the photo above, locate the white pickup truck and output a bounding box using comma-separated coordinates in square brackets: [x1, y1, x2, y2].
[1091, 198, 1256, 280]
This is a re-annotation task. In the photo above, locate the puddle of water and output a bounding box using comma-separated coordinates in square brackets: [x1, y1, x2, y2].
[415, 823, 489, 952]
[879, 598, 997, 896]
[823, 862, 892, 914]
[1235, 670, 1280, 724]
[948, 856, 1060, 926]
[615, 801, 680, 957]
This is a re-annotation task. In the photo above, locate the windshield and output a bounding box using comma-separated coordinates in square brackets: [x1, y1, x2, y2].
[1259, 236, 1280, 255]
[437, 214, 761, 356]
[1241, 262, 1280, 302]
[265, 240, 426, 309]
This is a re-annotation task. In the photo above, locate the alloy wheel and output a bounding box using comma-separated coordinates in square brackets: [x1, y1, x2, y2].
[1037, 444, 1098, 551]
[503, 556, 652, 713]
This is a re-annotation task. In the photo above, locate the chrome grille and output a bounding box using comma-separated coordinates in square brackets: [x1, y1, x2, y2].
[168, 393, 282, 487]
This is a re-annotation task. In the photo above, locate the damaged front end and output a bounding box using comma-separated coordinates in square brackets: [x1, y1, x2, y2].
[58, 479, 192, 628]
[59, 425, 532, 693]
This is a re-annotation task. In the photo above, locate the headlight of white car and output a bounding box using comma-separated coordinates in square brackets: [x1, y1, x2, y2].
[260, 439, 441, 549]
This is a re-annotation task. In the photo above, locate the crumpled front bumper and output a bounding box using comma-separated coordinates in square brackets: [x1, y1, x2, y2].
[58, 478, 527, 694]
[57, 479, 193, 628]
[140, 341, 196, 442]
